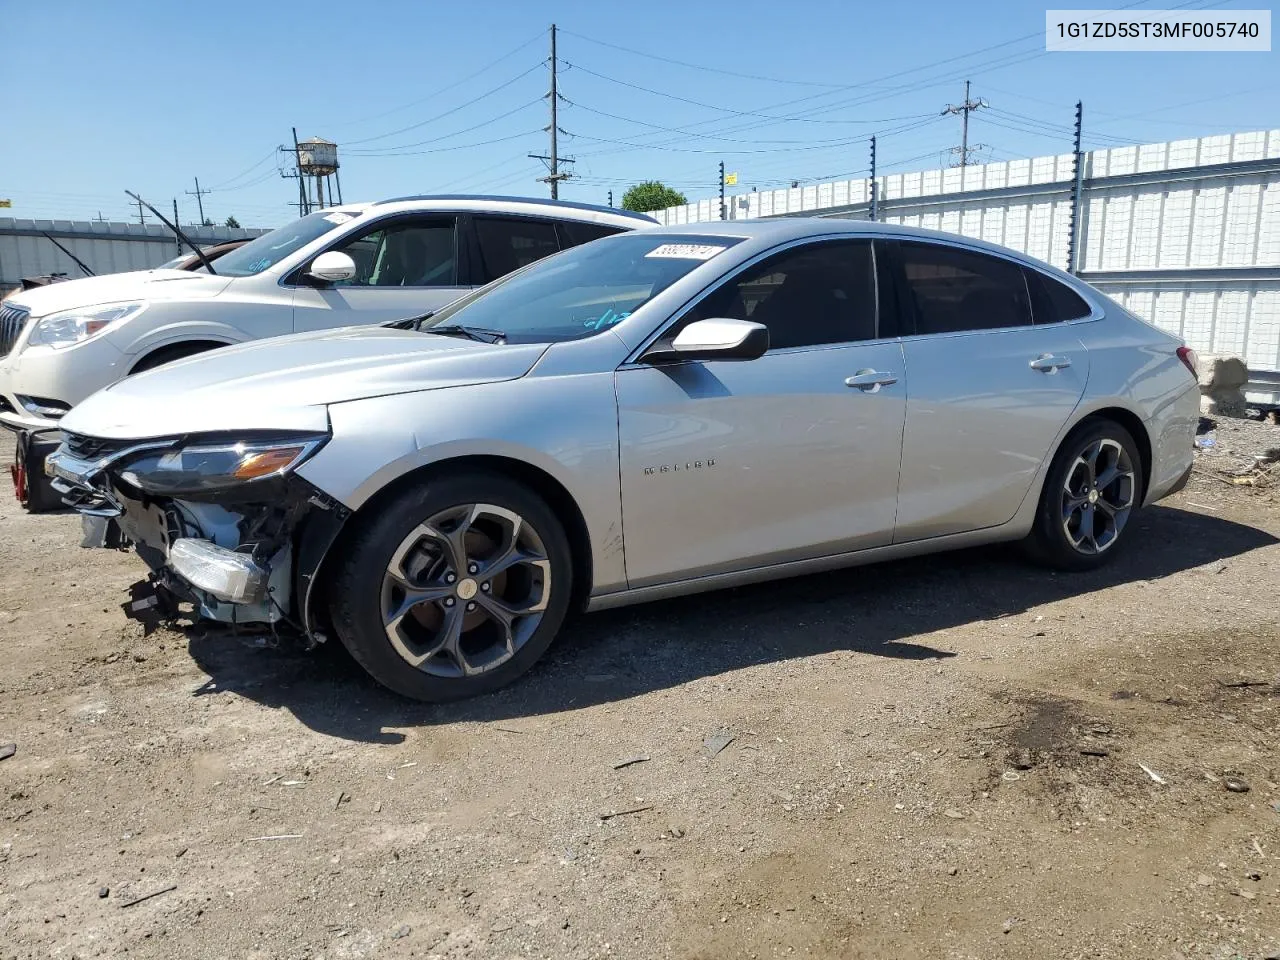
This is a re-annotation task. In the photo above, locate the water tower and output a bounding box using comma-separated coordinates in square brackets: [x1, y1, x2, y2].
[296, 136, 340, 211]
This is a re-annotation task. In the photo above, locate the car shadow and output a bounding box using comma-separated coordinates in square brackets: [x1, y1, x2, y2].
[185, 505, 1277, 744]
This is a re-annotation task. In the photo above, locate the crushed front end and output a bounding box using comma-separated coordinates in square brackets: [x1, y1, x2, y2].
[47, 430, 349, 637]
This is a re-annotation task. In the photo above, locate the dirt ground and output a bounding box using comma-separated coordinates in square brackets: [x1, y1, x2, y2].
[2, 420, 1279, 960]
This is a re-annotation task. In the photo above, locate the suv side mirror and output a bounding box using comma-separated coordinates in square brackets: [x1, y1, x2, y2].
[306, 251, 356, 284]
[643, 317, 769, 364]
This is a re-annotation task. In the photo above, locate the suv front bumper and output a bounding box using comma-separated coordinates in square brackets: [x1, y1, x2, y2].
[0, 338, 132, 432]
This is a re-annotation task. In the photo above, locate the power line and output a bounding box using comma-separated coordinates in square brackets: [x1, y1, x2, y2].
[942, 81, 988, 167]
[559, 28, 850, 88]
[343, 61, 546, 146]
[346, 99, 544, 155]
[326, 28, 547, 128]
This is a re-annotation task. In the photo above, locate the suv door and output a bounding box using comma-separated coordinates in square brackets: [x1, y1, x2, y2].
[470, 216, 562, 284]
[615, 238, 907, 587]
[290, 215, 467, 332]
[887, 239, 1092, 541]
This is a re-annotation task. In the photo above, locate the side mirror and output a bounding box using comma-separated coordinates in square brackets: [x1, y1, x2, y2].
[306, 251, 356, 284]
[643, 317, 769, 364]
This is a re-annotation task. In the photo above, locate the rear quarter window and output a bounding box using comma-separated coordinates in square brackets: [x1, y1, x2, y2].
[1025, 268, 1093, 323]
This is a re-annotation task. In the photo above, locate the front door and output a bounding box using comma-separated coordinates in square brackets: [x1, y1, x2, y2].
[291, 215, 470, 332]
[615, 238, 907, 587]
[888, 239, 1091, 541]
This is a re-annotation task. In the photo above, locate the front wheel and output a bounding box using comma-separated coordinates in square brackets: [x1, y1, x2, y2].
[1028, 419, 1143, 570]
[328, 472, 573, 702]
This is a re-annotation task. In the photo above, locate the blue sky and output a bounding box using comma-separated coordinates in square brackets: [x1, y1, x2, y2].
[1, 0, 1275, 227]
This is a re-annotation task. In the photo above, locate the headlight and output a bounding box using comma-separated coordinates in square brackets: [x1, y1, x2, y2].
[119, 435, 327, 495]
[27, 301, 147, 349]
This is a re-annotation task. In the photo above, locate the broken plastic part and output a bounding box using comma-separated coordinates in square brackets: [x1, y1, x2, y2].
[168, 538, 267, 604]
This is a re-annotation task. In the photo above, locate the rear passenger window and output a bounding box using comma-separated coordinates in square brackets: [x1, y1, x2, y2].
[557, 220, 625, 248]
[1025, 268, 1092, 323]
[474, 217, 560, 283]
[684, 240, 877, 349]
[898, 242, 1031, 334]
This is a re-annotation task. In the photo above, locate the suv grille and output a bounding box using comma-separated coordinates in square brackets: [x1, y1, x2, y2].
[0, 302, 31, 357]
[63, 432, 136, 461]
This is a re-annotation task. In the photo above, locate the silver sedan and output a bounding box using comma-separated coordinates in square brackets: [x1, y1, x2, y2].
[49, 219, 1200, 701]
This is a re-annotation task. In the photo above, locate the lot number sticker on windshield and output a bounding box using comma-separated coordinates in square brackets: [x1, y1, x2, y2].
[644, 243, 727, 260]
[323, 212, 355, 224]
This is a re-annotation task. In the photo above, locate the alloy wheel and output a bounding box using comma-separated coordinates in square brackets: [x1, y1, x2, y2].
[1061, 437, 1136, 555]
[380, 503, 551, 677]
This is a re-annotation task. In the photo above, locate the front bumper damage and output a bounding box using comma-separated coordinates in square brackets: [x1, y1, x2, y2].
[47, 444, 350, 639]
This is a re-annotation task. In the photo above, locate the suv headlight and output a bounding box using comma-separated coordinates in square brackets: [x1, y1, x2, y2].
[118, 435, 328, 495]
[27, 301, 147, 349]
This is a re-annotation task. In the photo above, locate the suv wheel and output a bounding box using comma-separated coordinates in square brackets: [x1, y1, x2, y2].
[1028, 418, 1143, 570]
[329, 471, 573, 702]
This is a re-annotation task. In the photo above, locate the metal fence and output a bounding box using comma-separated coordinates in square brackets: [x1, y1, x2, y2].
[652, 129, 1280, 387]
[0, 218, 272, 292]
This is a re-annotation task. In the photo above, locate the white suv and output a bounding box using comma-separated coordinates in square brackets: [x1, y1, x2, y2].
[1, 196, 654, 435]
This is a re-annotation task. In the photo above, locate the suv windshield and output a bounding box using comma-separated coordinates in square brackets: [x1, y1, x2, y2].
[423, 233, 742, 343]
[210, 210, 363, 277]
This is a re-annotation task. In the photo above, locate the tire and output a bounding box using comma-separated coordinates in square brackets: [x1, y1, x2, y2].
[328, 471, 573, 702]
[130, 341, 221, 374]
[1027, 418, 1144, 571]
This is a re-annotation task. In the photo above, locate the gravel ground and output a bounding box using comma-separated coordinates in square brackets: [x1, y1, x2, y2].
[2, 424, 1279, 960]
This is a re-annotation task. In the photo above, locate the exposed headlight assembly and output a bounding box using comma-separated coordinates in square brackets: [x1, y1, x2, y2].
[27, 301, 147, 349]
[119, 435, 328, 495]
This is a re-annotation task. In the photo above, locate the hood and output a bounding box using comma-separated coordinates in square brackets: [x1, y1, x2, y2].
[4, 269, 233, 316]
[59, 326, 550, 440]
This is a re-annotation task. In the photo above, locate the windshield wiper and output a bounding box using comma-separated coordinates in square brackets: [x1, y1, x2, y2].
[424, 324, 506, 344]
[382, 310, 434, 330]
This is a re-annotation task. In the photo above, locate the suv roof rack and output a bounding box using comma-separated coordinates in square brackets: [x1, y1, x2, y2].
[374, 194, 657, 222]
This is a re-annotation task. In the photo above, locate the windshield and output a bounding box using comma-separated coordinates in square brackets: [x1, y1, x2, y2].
[424, 233, 742, 343]
[209, 210, 362, 277]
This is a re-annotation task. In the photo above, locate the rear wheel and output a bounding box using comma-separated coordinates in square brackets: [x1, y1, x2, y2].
[328, 472, 573, 702]
[1028, 419, 1143, 570]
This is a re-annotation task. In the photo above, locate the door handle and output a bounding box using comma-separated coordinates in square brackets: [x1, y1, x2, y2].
[1029, 354, 1071, 372]
[845, 369, 899, 392]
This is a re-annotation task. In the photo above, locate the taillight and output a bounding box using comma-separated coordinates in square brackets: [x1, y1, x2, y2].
[1177, 346, 1199, 379]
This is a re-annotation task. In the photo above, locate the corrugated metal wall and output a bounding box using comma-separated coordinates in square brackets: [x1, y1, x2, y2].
[0, 218, 272, 291]
[652, 129, 1280, 377]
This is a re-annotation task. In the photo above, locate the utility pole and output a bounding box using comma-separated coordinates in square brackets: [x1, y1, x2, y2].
[132, 196, 146, 226]
[1067, 100, 1085, 276]
[185, 177, 211, 225]
[868, 136, 878, 222]
[529, 24, 573, 198]
[291, 128, 308, 216]
[719, 161, 726, 220]
[172, 199, 182, 251]
[607, 190, 613, 207]
[942, 80, 989, 167]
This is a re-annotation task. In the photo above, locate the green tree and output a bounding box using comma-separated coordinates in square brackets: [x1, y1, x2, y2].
[224, 215, 241, 229]
[621, 181, 687, 213]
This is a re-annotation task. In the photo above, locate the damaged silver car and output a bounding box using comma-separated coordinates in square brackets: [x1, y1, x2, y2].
[48, 220, 1199, 702]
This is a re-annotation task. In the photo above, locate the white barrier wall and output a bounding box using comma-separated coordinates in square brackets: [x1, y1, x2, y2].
[652, 130, 1280, 376]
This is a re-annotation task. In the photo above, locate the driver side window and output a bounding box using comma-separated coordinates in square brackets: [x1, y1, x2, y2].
[680, 239, 877, 350]
[329, 218, 458, 287]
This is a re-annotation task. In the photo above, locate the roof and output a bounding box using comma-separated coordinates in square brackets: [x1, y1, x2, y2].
[374, 194, 658, 224]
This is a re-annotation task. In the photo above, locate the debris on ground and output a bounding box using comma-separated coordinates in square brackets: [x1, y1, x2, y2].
[1223, 774, 1251, 793]
[0, 742, 15, 761]
[119, 884, 177, 909]
[599, 805, 654, 821]
[612, 755, 650, 770]
[1138, 763, 1168, 785]
[703, 730, 734, 757]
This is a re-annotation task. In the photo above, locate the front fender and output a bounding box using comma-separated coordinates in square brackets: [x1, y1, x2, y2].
[112, 318, 244, 358]
[298, 372, 627, 594]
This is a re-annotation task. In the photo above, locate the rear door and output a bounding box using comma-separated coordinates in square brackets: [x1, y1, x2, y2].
[290, 214, 467, 331]
[470, 216, 563, 285]
[888, 239, 1091, 541]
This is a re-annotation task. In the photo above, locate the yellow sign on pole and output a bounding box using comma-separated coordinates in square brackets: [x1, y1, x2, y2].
[723, 172, 738, 186]
[0, 199, 11, 208]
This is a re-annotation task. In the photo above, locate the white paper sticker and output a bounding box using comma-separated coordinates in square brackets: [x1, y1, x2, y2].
[323, 212, 355, 224]
[644, 243, 727, 260]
